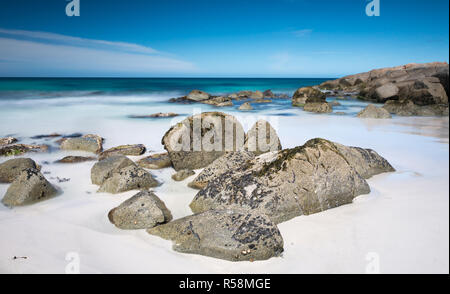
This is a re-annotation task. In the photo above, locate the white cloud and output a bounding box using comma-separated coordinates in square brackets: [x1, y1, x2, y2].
[0, 28, 196, 76]
[293, 29, 313, 37]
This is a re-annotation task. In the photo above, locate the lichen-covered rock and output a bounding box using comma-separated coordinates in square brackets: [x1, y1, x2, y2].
[99, 144, 146, 160]
[162, 112, 245, 171]
[148, 209, 284, 262]
[383, 100, 449, 116]
[0, 158, 39, 183]
[0, 137, 18, 146]
[56, 156, 96, 164]
[91, 155, 136, 185]
[292, 87, 326, 107]
[0, 144, 48, 157]
[238, 102, 253, 111]
[357, 104, 392, 119]
[108, 191, 172, 230]
[172, 169, 195, 181]
[188, 151, 255, 190]
[190, 138, 394, 224]
[303, 102, 333, 113]
[244, 120, 282, 155]
[60, 134, 103, 154]
[187, 90, 210, 101]
[137, 153, 172, 169]
[98, 165, 159, 194]
[2, 168, 57, 207]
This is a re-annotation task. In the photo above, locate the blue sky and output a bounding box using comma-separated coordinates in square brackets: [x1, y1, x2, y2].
[0, 0, 448, 77]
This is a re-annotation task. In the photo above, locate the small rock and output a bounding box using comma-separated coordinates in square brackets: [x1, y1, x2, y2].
[172, 169, 195, 181]
[303, 102, 333, 113]
[31, 133, 61, 140]
[252, 99, 272, 103]
[0, 144, 48, 157]
[60, 134, 103, 154]
[98, 165, 159, 194]
[238, 102, 253, 111]
[137, 153, 172, 169]
[99, 144, 146, 160]
[128, 112, 178, 119]
[148, 209, 284, 262]
[0, 137, 18, 146]
[187, 90, 211, 101]
[56, 156, 96, 164]
[91, 155, 136, 185]
[108, 190, 172, 229]
[357, 104, 392, 119]
[2, 168, 58, 207]
[0, 158, 39, 183]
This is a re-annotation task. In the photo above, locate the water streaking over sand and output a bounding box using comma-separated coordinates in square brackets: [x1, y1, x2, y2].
[0, 79, 448, 274]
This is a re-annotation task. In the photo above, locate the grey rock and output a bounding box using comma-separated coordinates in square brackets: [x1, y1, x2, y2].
[0, 137, 18, 146]
[148, 209, 284, 262]
[357, 104, 392, 119]
[187, 90, 211, 101]
[238, 102, 253, 111]
[292, 87, 326, 107]
[0, 144, 48, 157]
[60, 134, 103, 154]
[137, 153, 172, 169]
[162, 112, 245, 171]
[91, 155, 136, 185]
[0, 158, 39, 183]
[190, 138, 394, 224]
[2, 168, 57, 207]
[108, 191, 172, 230]
[172, 169, 195, 181]
[383, 100, 449, 116]
[200, 96, 233, 107]
[56, 156, 96, 163]
[188, 151, 255, 190]
[98, 165, 159, 194]
[99, 144, 146, 160]
[244, 120, 282, 155]
[303, 102, 333, 113]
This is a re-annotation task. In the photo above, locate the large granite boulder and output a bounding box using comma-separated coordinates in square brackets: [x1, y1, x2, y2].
[97, 165, 159, 194]
[60, 134, 103, 154]
[91, 155, 136, 185]
[2, 168, 57, 207]
[161, 112, 245, 171]
[188, 151, 255, 190]
[187, 90, 210, 101]
[190, 138, 394, 224]
[319, 62, 449, 108]
[244, 120, 282, 155]
[108, 191, 172, 230]
[137, 153, 172, 169]
[357, 104, 392, 119]
[148, 209, 284, 262]
[292, 87, 326, 107]
[99, 144, 146, 160]
[0, 158, 39, 183]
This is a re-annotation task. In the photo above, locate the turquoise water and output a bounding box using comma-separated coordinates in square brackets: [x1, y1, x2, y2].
[0, 78, 330, 99]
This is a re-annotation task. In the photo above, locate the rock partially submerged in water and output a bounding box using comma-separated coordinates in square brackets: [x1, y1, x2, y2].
[98, 165, 159, 194]
[188, 151, 255, 190]
[0, 158, 39, 183]
[303, 102, 333, 113]
[172, 169, 195, 181]
[200, 96, 233, 107]
[382, 100, 449, 116]
[148, 209, 284, 262]
[0, 144, 48, 157]
[56, 156, 96, 164]
[99, 144, 146, 160]
[2, 168, 57, 207]
[60, 134, 103, 154]
[292, 87, 326, 107]
[129, 112, 179, 119]
[108, 191, 172, 230]
[357, 104, 392, 119]
[137, 153, 172, 169]
[0, 137, 18, 146]
[190, 138, 394, 224]
[162, 112, 245, 171]
[91, 155, 136, 185]
[244, 120, 282, 155]
[187, 90, 211, 101]
[238, 102, 253, 111]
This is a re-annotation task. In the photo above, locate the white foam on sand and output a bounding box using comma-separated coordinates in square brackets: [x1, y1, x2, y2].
[0, 100, 448, 274]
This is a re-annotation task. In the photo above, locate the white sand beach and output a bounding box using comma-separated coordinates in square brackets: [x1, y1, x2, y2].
[0, 95, 448, 274]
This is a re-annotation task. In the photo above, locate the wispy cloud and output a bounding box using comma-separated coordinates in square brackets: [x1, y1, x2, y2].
[0, 28, 196, 76]
[293, 29, 313, 37]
